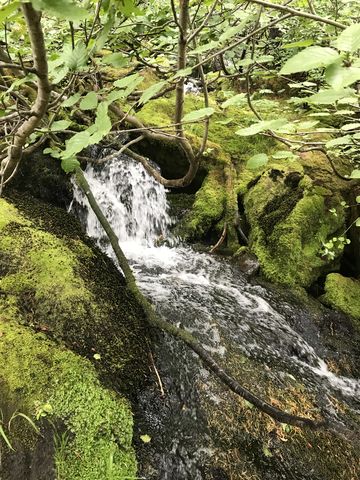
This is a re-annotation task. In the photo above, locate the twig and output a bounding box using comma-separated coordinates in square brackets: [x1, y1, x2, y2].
[209, 223, 227, 253]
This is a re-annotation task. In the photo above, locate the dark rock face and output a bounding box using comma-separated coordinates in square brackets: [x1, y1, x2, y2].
[236, 250, 260, 277]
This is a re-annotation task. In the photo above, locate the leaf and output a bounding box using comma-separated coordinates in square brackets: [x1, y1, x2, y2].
[272, 150, 295, 159]
[43, 146, 62, 158]
[307, 88, 355, 105]
[138, 81, 167, 105]
[9, 413, 39, 434]
[334, 24, 360, 53]
[88, 103, 112, 143]
[106, 89, 127, 103]
[49, 120, 72, 131]
[280, 47, 340, 74]
[31, 0, 89, 22]
[326, 135, 352, 148]
[102, 53, 128, 68]
[263, 446, 273, 458]
[93, 353, 101, 360]
[236, 119, 287, 136]
[114, 73, 141, 89]
[61, 157, 81, 173]
[221, 93, 246, 108]
[173, 67, 193, 79]
[283, 39, 314, 49]
[325, 62, 360, 89]
[62, 93, 81, 107]
[140, 434, 151, 443]
[356, 196, 360, 204]
[341, 123, 360, 131]
[350, 169, 360, 179]
[80, 92, 98, 110]
[0, 425, 14, 451]
[246, 153, 269, 169]
[219, 15, 252, 43]
[0, 1, 19, 23]
[182, 107, 215, 122]
[189, 41, 219, 55]
[117, 0, 142, 16]
[356, 217, 360, 227]
[63, 131, 91, 158]
[64, 41, 88, 71]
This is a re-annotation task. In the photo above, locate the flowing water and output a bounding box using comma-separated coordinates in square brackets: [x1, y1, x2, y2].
[71, 149, 360, 479]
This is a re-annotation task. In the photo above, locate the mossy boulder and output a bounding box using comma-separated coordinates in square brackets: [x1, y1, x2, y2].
[0, 193, 147, 387]
[0, 194, 148, 478]
[321, 273, 360, 323]
[0, 321, 136, 480]
[241, 156, 347, 288]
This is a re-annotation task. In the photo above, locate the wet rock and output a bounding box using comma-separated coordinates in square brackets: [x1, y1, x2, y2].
[236, 249, 260, 277]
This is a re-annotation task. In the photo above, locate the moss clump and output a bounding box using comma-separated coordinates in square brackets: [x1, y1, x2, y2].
[0, 318, 136, 479]
[181, 167, 227, 240]
[243, 164, 346, 287]
[0, 195, 147, 386]
[321, 273, 360, 321]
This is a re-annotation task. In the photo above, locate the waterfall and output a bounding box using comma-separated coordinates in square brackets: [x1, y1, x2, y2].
[71, 150, 360, 479]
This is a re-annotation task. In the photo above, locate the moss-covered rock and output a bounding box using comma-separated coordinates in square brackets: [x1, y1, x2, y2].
[321, 273, 360, 322]
[241, 157, 347, 288]
[0, 320, 136, 480]
[0, 194, 148, 479]
[0, 194, 147, 387]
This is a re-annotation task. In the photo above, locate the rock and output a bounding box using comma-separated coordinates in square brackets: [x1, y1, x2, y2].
[235, 249, 260, 277]
[0, 193, 148, 479]
[321, 273, 360, 324]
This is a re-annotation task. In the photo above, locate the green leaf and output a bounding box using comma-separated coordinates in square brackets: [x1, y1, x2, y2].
[173, 67, 193, 79]
[61, 157, 81, 173]
[326, 135, 352, 148]
[80, 92, 98, 110]
[263, 446, 273, 458]
[106, 89, 127, 103]
[138, 81, 167, 105]
[246, 153, 269, 169]
[62, 93, 81, 107]
[283, 39, 314, 49]
[140, 434, 151, 443]
[272, 150, 296, 159]
[0, 1, 19, 23]
[0, 425, 14, 451]
[334, 24, 360, 53]
[307, 88, 355, 105]
[341, 123, 360, 131]
[117, 0, 142, 16]
[350, 169, 360, 179]
[114, 73, 141, 89]
[356, 217, 360, 227]
[31, 0, 89, 22]
[280, 47, 340, 75]
[43, 146, 62, 158]
[102, 53, 128, 68]
[49, 120, 72, 131]
[189, 41, 219, 55]
[63, 131, 91, 158]
[236, 119, 287, 136]
[93, 353, 101, 360]
[356, 196, 360, 204]
[65, 41, 88, 71]
[182, 107, 215, 122]
[221, 93, 246, 108]
[325, 62, 360, 89]
[88, 103, 112, 143]
[219, 15, 252, 43]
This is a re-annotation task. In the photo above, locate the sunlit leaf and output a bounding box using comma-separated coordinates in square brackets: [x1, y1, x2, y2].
[334, 24, 360, 53]
[31, 0, 89, 21]
[246, 153, 268, 169]
[62, 93, 81, 107]
[280, 47, 340, 74]
[61, 157, 80, 173]
[138, 81, 167, 105]
[236, 119, 287, 136]
[182, 107, 215, 122]
[102, 52, 128, 68]
[0, 1, 19, 23]
[79, 92, 98, 110]
[49, 120, 72, 131]
[221, 94, 246, 108]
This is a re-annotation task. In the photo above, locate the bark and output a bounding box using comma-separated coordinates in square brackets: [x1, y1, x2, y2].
[0, 3, 51, 186]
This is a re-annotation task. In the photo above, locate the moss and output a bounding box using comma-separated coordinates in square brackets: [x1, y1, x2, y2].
[0, 318, 136, 479]
[243, 165, 346, 287]
[321, 273, 360, 322]
[0, 195, 147, 387]
[181, 167, 227, 240]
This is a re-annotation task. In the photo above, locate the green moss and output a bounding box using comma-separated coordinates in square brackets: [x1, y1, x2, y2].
[243, 166, 346, 287]
[0, 318, 136, 479]
[181, 168, 227, 239]
[0, 196, 147, 383]
[0, 198, 29, 230]
[321, 273, 360, 321]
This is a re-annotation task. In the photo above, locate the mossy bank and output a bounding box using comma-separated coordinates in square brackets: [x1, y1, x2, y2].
[0, 194, 148, 479]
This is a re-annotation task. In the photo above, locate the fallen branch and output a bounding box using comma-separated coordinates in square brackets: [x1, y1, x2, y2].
[74, 167, 359, 440]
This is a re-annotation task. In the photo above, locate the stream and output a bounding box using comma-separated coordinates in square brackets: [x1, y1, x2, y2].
[71, 149, 360, 479]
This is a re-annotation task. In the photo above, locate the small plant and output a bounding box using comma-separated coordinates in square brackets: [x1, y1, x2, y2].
[0, 409, 40, 451]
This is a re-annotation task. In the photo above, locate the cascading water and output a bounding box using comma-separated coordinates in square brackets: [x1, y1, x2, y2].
[71, 148, 360, 479]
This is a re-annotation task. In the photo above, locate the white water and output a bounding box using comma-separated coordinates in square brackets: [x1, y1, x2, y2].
[71, 151, 359, 477]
